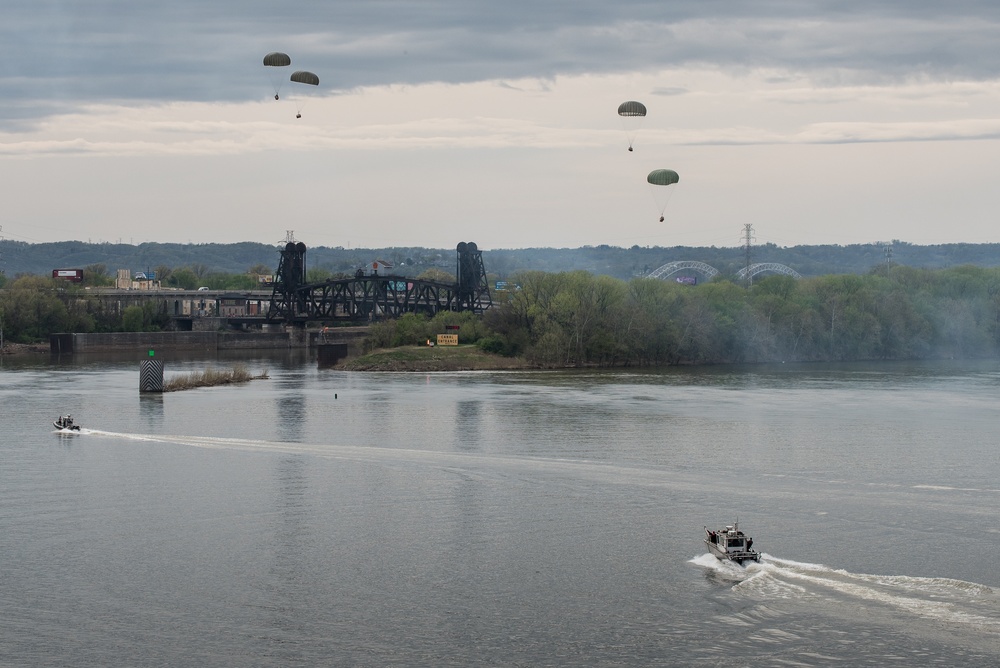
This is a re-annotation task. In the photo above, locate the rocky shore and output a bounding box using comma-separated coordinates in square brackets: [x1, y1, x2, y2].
[0, 342, 49, 355]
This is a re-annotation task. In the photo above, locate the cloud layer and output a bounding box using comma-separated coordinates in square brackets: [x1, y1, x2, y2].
[2, 2, 1000, 250]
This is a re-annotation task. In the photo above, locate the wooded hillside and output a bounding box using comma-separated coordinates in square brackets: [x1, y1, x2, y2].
[4, 239, 1000, 281]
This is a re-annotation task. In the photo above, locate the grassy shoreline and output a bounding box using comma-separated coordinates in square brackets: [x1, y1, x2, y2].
[343, 345, 535, 372]
[163, 364, 269, 391]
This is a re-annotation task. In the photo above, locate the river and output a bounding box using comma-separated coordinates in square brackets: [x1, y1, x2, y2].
[2, 352, 999, 666]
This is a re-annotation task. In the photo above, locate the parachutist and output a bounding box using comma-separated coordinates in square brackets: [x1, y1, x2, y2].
[275, 94, 279, 100]
[628, 147, 633, 152]
[296, 113, 301, 119]
[659, 216, 665, 222]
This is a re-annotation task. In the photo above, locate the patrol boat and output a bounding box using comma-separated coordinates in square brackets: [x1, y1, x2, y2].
[53, 415, 81, 431]
[704, 522, 760, 564]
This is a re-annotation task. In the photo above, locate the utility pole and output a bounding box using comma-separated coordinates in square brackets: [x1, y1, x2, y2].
[742, 223, 755, 287]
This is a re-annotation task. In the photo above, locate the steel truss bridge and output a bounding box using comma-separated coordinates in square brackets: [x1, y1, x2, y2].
[266, 241, 492, 323]
[647, 261, 801, 282]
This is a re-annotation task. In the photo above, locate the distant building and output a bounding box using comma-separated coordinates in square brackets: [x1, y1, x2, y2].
[117, 268, 161, 290]
[370, 259, 394, 274]
[218, 296, 252, 317]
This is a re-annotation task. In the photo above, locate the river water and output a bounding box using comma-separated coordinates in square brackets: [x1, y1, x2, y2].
[2, 352, 999, 666]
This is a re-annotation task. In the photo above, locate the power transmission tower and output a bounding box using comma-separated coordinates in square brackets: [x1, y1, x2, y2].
[742, 223, 755, 287]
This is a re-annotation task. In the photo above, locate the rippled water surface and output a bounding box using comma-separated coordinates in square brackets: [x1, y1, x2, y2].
[2, 354, 999, 666]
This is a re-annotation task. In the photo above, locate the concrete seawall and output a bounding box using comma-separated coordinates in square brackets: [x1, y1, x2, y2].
[51, 328, 369, 354]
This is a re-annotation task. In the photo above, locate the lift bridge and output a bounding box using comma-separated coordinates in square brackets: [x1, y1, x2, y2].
[266, 241, 492, 323]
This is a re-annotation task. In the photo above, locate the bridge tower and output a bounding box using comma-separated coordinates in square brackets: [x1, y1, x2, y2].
[267, 241, 308, 321]
[455, 242, 491, 312]
[741, 223, 755, 287]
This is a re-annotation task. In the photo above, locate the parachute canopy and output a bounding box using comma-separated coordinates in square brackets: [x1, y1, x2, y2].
[263, 52, 291, 99]
[647, 169, 680, 221]
[290, 71, 320, 86]
[617, 101, 647, 117]
[263, 52, 291, 67]
[288, 71, 320, 117]
[618, 101, 647, 150]
[647, 169, 680, 186]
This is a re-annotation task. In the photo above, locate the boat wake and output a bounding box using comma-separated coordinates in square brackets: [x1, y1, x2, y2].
[692, 553, 1000, 632]
[71, 429, 709, 489]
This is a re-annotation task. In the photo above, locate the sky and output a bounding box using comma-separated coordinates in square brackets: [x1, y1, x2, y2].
[2, 1, 1000, 251]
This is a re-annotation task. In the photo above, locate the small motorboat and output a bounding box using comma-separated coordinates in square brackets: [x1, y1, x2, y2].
[704, 522, 760, 564]
[53, 415, 81, 432]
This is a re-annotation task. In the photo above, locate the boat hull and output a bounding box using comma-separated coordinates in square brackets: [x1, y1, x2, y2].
[704, 539, 760, 564]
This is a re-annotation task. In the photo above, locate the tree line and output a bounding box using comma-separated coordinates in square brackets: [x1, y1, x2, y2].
[4, 263, 1000, 366]
[354, 264, 1000, 365]
[472, 265, 1000, 365]
[9, 238, 1000, 281]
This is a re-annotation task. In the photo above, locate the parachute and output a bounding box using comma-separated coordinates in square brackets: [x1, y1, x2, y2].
[617, 101, 647, 152]
[263, 52, 291, 100]
[290, 70, 320, 86]
[288, 71, 320, 118]
[646, 169, 679, 187]
[647, 169, 680, 222]
[263, 52, 291, 67]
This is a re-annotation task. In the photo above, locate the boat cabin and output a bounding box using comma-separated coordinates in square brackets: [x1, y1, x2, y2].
[705, 524, 756, 561]
[716, 526, 745, 551]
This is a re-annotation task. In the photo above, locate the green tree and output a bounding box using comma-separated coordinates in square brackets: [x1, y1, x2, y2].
[0, 276, 72, 342]
[121, 305, 145, 332]
[167, 267, 199, 290]
[306, 267, 334, 283]
[391, 313, 430, 346]
[417, 268, 454, 283]
[83, 263, 114, 287]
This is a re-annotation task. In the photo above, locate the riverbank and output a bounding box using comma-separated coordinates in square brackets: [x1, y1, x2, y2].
[342, 345, 536, 372]
[0, 342, 49, 356]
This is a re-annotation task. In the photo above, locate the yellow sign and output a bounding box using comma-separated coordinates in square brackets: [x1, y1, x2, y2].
[437, 334, 459, 346]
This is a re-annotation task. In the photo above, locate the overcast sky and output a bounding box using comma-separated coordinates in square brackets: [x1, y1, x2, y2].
[3, 1, 1000, 251]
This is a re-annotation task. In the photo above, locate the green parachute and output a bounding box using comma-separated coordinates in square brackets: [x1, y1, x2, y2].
[288, 71, 320, 118]
[290, 70, 320, 86]
[617, 101, 647, 152]
[647, 169, 680, 222]
[263, 52, 291, 100]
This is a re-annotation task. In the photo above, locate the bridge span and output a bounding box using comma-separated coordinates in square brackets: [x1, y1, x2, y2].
[266, 241, 492, 323]
[647, 260, 801, 283]
[73, 241, 493, 329]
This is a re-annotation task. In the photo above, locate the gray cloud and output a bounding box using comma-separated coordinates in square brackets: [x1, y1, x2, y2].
[3, 1, 1000, 126]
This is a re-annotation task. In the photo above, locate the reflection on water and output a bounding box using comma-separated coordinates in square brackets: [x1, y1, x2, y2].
[455, 399, 482, 451]
[138, 393, 164, 430]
